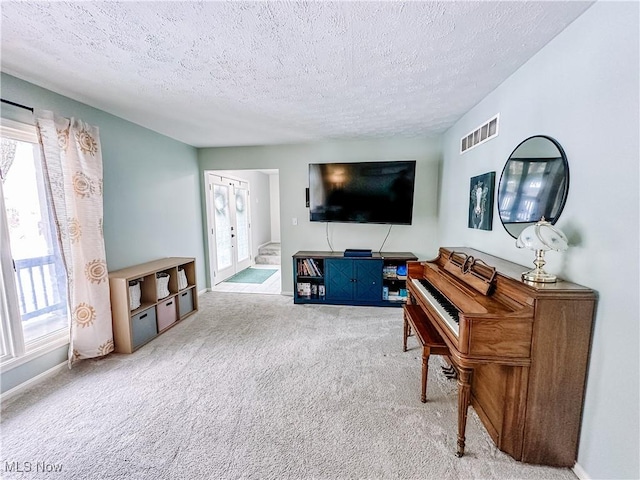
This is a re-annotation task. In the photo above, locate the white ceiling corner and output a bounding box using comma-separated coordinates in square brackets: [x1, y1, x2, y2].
[1, 1, 594, 148]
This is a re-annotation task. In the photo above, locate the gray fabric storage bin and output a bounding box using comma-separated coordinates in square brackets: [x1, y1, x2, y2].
[178, 289, 194, 317]
[132, 307, 157, 348]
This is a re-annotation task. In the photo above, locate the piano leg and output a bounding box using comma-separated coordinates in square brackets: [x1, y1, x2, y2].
[421, 347, 431, 403]
[403, 314, 413, 352]
[456, 367, 473, 457]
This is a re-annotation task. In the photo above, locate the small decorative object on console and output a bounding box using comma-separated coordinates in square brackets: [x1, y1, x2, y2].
[297, 282, 311, 297]
[396, 264, 408, 279]
[516, 217, 568, 283]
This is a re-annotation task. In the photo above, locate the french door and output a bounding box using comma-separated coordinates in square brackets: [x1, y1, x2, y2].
[207, 174, 251, 285]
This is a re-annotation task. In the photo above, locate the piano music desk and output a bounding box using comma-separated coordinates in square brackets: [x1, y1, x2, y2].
[403, 304, 449, 403]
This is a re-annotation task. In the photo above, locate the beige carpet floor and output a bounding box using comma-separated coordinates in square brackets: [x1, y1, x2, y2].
[0, 292, 578, 479]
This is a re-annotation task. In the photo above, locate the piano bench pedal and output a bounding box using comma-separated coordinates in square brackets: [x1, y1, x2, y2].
[403, 305, 449, 402]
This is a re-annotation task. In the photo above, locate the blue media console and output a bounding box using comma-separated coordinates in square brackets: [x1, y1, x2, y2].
[293, 251, 417, 307]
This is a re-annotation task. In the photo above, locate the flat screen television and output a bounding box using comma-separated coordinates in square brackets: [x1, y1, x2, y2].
[308, 160, 416, 225]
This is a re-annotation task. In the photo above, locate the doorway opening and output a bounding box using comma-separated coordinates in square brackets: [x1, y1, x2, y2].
[205, 169, 280, 294]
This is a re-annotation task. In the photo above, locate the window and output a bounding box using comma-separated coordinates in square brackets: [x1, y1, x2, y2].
[0, 119, 69, 365]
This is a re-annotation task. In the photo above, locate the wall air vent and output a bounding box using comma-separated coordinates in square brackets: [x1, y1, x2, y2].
[460, 114, 499, 154]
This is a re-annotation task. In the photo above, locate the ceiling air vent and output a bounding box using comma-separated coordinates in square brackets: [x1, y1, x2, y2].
[460, 114, 499, 154]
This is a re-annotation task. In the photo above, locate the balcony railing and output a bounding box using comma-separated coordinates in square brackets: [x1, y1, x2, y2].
[14, 255, 67, 321]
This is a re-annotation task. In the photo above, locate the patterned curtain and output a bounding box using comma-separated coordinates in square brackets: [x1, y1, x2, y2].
[1, 138, 17, 182]
[36, 111, 113, 364]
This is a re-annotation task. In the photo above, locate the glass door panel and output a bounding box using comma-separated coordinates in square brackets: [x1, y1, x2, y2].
[1, 136, 68, 345]
[235, 186, 251, 271]
[213, 183, 232, 270]
[212, 181, 235, 282]
[207, 174, 252, 285]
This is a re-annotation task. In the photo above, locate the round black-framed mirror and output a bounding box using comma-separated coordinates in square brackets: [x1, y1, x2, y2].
[497, 135, 569, 238]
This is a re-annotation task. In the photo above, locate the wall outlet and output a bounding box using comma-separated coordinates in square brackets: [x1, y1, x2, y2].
[292, 217, 298, 226]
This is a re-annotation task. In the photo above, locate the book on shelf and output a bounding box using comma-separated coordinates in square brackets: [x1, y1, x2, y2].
[298, 260, 309, 276]
[298, 258, 322, 277]
[307, 258, 322, 276]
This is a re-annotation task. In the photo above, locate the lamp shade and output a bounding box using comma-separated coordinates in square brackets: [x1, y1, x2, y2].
[516, 218, 568, 283]
[516, 219, 568, 252]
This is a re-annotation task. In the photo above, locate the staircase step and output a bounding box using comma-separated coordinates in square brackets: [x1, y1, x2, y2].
[258, 243, 281, 255]
[256, 243, 281, 265]
[256, 255, 281, 265]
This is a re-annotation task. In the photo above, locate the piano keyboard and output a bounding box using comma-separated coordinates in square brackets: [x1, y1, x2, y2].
[412, 278, 460, 336]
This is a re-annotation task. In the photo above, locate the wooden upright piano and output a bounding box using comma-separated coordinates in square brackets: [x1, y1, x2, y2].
[407, 247, 596, 467]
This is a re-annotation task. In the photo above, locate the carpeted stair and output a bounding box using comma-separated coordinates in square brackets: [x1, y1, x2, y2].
[255, 242, 281, 265]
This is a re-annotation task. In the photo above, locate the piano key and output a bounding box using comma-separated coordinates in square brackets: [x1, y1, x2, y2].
[412, 278, 460, 336]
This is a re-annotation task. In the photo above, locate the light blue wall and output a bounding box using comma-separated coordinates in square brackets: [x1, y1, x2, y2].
[198, 137, 443, 292]
[439, 2, 639, 479]
[1, 73, 206, 393]
[101, 118, 204, 277]
[1, 73, 205, 284]
[1, 345, 67, 394]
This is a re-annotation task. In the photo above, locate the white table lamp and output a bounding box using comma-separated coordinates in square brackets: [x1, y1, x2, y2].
[515, 217, 568, 283]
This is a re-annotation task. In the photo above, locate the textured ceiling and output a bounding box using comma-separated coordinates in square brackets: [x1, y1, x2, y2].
[1, 1, 593, 148]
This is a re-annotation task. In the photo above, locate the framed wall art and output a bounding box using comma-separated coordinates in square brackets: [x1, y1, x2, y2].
[468, 171, 495, 231]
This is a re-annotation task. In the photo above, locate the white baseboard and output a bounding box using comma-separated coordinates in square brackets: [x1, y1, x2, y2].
[573, 462, 590, 480]
[1, 361, 67, 404]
